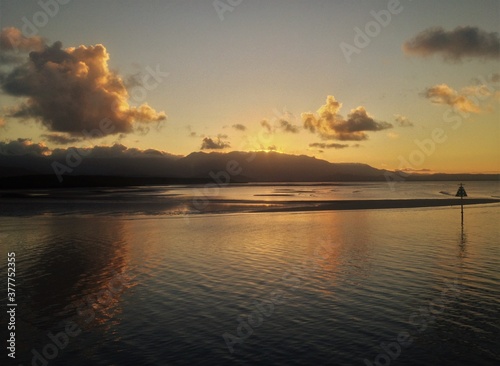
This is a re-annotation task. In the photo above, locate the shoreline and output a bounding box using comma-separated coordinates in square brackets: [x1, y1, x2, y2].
[251, 198, 500, 213]
[0, 197, 498, 217]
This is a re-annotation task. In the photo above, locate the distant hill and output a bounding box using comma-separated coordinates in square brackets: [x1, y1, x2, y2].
[0, 151, 498, 188]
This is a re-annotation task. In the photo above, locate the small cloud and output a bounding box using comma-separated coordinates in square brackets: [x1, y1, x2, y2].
[401, 168, 433, 173]
[41, 133, 83, 145]
[0, 27, 44, 52]
[387, 132, 399, 139]
[267, 145, 277, 151]
[421, 83, 489, 113]
[278, 119, 300, 133]
[403, 26, 500, 61]
[200, 137, 230, 150]
[302, 96, 392, 141]
[309, 142, 349, 149]
[232, 123, 247, 131]
[260, 119, 272, 132]
[394, 114, 414, 127]
[186, 125, 200, 137]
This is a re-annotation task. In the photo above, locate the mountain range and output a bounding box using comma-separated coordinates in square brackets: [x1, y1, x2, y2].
[0, 151, 497, 188]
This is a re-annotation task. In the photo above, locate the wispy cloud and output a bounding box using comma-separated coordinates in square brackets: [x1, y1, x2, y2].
[421, 84, 490, 113]
[309, 142, 349, 149]
[0, 27, 44, 53]
[403, 26, 500, 61]
[394, 114, 414, 127]
[41, 133, 83, 145]
[302, 96, 392, 141]
[260, 120, 272, 132]
[232, 123, 247, 131]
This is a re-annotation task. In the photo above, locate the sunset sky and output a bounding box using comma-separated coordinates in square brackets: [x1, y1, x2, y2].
[0, 0, 499, 174]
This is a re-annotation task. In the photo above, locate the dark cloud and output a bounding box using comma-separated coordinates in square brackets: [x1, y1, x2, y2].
[41, 134, 83, 145]
[200, 137, 230, 150]
[0, 140, 177, 160]
[403, 26, 500, 61]
[394, 114, 414, 127]
[0, 28, 166, 136]
[309, 142, 349, 149]
[302, 96, 392, 141]
[232, 123, 247, 131]
[260, 120, 272, 132]
[0, 138, 49, 156]
[278, 119, 300, 133]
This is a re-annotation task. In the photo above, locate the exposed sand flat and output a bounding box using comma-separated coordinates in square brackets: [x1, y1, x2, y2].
[252, 198, 500, 213]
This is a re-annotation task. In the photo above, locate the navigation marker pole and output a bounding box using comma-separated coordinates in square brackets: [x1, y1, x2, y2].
[455, 183, 467, 227]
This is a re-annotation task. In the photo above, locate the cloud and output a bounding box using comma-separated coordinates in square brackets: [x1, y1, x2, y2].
[403, 26, 500, 61]
[400, 168, 432, 173]
[0, 27, 44, 53]
[41, 133, 83, 145]
[0, 117, 6, 129]
[422, 84, 487, 113]
[302, 96, 392, 141]
[278, 119, 300, 133]
[200, 137, 230, 150]
[0, 138, 50, 156]
[394, 114, 414, 127]
[232, 123, 247, 131]
[260, 120, 272, 132]
[0, 28, 166, 136]
[309, 142, 349, 149]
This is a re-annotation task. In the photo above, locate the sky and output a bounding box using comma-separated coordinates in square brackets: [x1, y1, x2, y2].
[0, 0, 499, 174]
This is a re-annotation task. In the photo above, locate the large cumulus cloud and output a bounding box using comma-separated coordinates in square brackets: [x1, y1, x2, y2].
[302, 96, 392, 141]
[0, 27, 166, 136]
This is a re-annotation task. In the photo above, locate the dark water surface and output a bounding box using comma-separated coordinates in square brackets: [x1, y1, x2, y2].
[0, 183, 499, 365]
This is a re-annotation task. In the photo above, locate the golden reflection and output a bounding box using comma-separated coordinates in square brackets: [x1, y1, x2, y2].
[24, 216, 133, 332]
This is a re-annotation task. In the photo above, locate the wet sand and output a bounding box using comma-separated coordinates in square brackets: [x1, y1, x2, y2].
[251, 198, 500, 213]
[1, 195, 498, 216]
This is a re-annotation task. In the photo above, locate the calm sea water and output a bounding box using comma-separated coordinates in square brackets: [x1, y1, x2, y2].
[0, 182, 499, 365]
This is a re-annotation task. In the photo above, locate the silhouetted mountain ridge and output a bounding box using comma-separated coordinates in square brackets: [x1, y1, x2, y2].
[0, 151, 498, 188]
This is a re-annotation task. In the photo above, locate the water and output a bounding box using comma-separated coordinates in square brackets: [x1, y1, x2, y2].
[0, 182, 499, 365]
